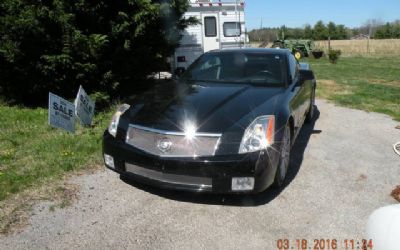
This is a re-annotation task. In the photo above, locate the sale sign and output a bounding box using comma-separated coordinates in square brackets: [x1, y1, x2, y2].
[48, 92, 75, 133]
[75, 86, 95, 126]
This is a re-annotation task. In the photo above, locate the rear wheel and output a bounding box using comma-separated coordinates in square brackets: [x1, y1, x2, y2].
[272, 42, 283, 48]
[273, 125, 291, 187]
[294, 50, 302, 60]
[312, 51, 324, 59]
[306, 87, 316, 123]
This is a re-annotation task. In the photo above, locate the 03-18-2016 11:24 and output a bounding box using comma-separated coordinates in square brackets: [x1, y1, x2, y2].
[276, 238, 373, 250]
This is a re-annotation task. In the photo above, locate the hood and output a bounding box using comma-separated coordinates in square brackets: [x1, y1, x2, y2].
[126, 80, 284, 133]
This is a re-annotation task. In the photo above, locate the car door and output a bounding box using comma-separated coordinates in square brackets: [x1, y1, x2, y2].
[202, 13, 220, 53]
[288, 55, 308, 131]
[302, 76, 313, 117]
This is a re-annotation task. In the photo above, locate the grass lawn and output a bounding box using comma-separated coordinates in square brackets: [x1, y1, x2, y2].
[304, 56, 400, 121]
[0, 106, 112, 202]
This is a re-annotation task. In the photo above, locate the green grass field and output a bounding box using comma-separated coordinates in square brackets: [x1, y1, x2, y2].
[0, 107, 112, 201]
[305, 56, 400, 121]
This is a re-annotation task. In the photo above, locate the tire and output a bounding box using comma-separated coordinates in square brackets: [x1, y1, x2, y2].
[294, 50, 302, 60]
[312, 51, 324, 59]
[272, 42, 283, 49]
[273, 125, 291, 188]
[306, 87, 316, 123]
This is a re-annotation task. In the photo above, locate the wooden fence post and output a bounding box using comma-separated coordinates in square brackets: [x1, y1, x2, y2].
[328, 36, 331, 51]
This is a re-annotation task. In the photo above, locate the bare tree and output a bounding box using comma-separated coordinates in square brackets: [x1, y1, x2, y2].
[361, 19, 384, 37]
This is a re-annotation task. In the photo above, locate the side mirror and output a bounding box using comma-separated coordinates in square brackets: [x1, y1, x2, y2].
[299, 69, 315, 82]
[174, 67, 185, 78]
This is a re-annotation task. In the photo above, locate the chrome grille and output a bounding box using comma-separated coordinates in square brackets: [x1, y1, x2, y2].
[126, 124, 221, 157]
[125, 163, 212, 189]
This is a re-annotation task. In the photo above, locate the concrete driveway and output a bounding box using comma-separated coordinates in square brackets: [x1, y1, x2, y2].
[1, 99, 399, 249]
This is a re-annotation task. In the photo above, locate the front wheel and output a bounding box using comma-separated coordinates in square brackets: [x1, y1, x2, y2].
[273, 125, 291, 187]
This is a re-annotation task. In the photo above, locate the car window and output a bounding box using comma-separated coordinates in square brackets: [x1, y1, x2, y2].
[200, 57, 221, 71]
[223, 22, 241, 37]
[288, 54, 299, 80]
[188, 56, 222, 80]
[182, 52, 286, 86]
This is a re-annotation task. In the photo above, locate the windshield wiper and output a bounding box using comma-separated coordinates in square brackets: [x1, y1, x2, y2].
[183, 78, 230, 83]
[247, 80, 283, 86]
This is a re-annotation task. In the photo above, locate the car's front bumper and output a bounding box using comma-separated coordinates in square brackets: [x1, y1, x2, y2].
[102, 131, 281, 193]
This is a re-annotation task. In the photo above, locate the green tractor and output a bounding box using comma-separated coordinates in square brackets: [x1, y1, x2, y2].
[271, 39, 324, 60]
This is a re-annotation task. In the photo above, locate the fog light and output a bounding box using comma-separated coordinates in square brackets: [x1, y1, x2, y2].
[104, 154, 115, 168]
[232, 177, 254, 191]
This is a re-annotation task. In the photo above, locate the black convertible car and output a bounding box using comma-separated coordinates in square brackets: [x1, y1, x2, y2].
[103, 48, 316, 193]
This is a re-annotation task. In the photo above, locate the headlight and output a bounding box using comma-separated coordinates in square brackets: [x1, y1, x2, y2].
[108, 104, 130, 137]
[239, 115, 275, 154]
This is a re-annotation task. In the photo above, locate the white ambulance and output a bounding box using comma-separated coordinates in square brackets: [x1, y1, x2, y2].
[172, 0, 247, 71]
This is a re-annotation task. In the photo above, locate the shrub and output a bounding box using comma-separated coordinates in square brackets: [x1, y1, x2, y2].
[89, 92, 110, 111]
[0, 0, 196, 106]
[328, 49, 342, 64]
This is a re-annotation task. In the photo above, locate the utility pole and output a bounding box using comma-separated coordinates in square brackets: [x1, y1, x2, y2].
[259, 17, 263, 42]
[367, 25, 371, 54]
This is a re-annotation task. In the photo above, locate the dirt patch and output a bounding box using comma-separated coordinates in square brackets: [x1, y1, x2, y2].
[319, 79, 339, 87]
[357, 174, 367, 181]
[365, 79, 400, 88]
[317, 79, 350, 99]
[318, 80, 346, 91]
[0, 165, 101, 235]
[391, 186, 400, 202]
[0, 181, 79, 235]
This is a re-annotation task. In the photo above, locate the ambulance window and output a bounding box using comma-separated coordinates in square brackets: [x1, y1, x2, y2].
[204, 17, 217, 37]
[223, 22, 241, 37]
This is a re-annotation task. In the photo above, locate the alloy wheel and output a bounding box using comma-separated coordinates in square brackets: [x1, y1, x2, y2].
[279, 126, 291, 180]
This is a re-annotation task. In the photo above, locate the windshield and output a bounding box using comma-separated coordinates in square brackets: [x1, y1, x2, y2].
[181, 51, 287, 86]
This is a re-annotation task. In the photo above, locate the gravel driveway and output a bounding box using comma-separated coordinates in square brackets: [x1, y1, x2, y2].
[1, 99, 399, 250]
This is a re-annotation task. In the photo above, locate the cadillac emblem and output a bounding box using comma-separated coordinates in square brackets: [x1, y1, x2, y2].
[157, 137, 173, 153]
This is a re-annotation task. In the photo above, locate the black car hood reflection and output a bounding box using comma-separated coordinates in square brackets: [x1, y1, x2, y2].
[126, 80, 284, 133]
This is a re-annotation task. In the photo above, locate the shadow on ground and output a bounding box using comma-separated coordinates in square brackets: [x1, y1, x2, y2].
[121, 108, 321, 207]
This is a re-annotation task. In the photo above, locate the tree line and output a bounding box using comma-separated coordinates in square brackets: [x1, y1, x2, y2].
[374, 21, 400, 39]
[249, 19, 400, 42]
[0, 0, 195, 106]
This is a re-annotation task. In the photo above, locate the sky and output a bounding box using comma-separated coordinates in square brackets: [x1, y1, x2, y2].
[241, 0, 400, 30]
